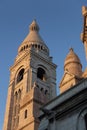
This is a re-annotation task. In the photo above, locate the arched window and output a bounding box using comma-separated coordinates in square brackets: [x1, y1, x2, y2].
[37, 67, 46, 81]
[18, 89, 21, 100]
[85, 114, 87, 130]
[41, 88, 43, 91]
[24, 109, 28, 119]
[15, 91, 18, 102]
[17, 69, 24, 84]
[45, 90, 48, 95]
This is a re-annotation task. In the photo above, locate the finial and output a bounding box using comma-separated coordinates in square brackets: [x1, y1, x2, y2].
[29, 19, 39, 32]
[69, 47, 73, 52]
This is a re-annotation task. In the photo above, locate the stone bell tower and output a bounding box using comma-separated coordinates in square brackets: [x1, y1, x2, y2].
[3, 20, 57, 130]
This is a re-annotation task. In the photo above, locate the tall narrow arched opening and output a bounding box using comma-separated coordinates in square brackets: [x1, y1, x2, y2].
[37, 67, 46, 81]
[16, 68, 24, 84]
[24, 109, 28, 119]
[14, 91, 18, 102]
[18, 89, 21, 100]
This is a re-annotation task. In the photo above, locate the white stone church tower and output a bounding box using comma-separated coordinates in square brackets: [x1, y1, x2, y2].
[3, 20, 57, 130]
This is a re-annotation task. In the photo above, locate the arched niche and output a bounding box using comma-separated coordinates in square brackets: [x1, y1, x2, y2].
[77, 107, 87, 130]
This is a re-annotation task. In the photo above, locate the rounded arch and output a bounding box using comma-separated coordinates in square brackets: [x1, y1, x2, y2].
[15, 67, 25, 84]
[36, 65, 49, 82]
[17, 68, 24, 83]
[76, 107, 87, 130]
[37, 67, 46, 81]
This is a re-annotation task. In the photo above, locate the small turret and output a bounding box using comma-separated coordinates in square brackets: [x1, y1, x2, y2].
[59, 48, 82, 93]
[64, 48, 82, 77]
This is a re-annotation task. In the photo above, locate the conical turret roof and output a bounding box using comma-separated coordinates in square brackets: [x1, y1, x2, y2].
[64, 48, 82, 68]
[64, 48, 82, 77]
[23, 20, 44, 43]
[18, 20, 49, 55]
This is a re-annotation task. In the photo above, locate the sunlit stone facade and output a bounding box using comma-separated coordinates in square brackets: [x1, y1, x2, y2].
[3, 5, 87, 130]
[3, 20, 57, 130]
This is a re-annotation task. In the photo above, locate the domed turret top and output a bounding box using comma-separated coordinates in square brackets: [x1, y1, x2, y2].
[64, 48, 82, 68]
[18, 20, 49, 55]
[64, 48, 82, 77]
[60, 48, 83, 93]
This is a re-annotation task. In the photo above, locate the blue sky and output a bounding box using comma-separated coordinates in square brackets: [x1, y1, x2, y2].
[0, 0, 87, 129]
